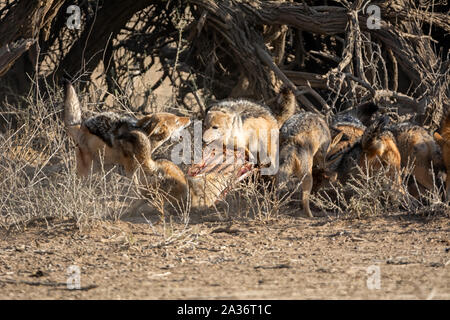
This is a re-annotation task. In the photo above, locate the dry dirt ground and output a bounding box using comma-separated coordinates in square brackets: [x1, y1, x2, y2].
[0, 212, 448, 300]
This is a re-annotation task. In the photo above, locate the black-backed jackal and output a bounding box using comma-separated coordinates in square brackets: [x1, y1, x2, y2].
[330, 114, 366, 144]
[202, 99, 279, 174]
[321, 101, 379, 182]
[313, 100, 378, 187]
[433, 111, 450, 200]
[134, 112, 191, 154]
[314, 114, 365, 188]
[324, 116, 402, 190]
[359, 116, 401, 179]
[113, 126, 253, 213]
[388, 123, 444, 195]
[63, 80, 190, 176]
[113, 128, 189, 209]
[278, 112, 331, 217]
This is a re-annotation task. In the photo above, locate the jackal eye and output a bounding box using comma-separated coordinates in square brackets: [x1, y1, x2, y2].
[212, 125, 219, 129]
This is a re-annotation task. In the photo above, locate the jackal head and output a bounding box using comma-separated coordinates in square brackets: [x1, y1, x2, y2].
[361, 115, 390, 156]
[202, 110, 239, 146]
[137, 113, 191, 153]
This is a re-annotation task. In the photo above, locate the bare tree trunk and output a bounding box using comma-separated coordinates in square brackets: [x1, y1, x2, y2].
[55, 0, 153, 83]
[0, 39, 35, 77]
[188, 0, 449, 129]
[0, 0, 64, 76]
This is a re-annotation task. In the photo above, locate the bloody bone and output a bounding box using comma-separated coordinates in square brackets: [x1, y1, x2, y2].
[188, 144, 252, 178]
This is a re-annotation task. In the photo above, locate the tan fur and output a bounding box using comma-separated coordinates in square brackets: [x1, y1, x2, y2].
[136, 113, 190, 154]
[322, 115, 366, 178]
[278, 113, 331, 217]
[326, 123, 365, 172]
[434, 111, 450, 200]
[359, 117, 401, 188]
[203, 100, 279, 170]
[389, 124, 444, 193]
[361, 135, 401, 178]
[333, 124, 365, 143]
[114, 129, 250, 213]
[74, 125, 120, 177]
[63, 81, 190, 177]
[113, 129, 189, 210]
[320, 117, 402, 194]
[312, 123, 363, 194]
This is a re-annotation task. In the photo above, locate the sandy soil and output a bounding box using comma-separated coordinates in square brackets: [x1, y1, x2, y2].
[0, 212, 448, 300]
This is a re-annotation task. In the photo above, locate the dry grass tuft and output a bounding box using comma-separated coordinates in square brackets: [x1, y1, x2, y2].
[310, 161, 450, 219]
[219, 172, 300, 221]
[1, 83, 448, 236]
[0, 88, 135, 231]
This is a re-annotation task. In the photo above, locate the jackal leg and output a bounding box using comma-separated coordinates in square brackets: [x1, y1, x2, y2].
[295, 152, 314, 218]
[300, 172, 313, 217]
[75, 147, 93, 177]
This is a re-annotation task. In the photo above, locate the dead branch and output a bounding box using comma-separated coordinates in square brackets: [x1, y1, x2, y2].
[0, 39, 36, 77]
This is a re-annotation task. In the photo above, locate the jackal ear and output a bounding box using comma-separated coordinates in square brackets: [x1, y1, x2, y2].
[434, 132, 445, 148]
[138, 115, 162, 134]
[149, 123, 168, 140]
[330, 132, 344, 149]
[137, 115, 157, 134]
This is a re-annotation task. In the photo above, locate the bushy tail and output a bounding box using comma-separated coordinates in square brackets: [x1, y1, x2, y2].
[273, 86, 296, 128]
[63, 79, 82, 128]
